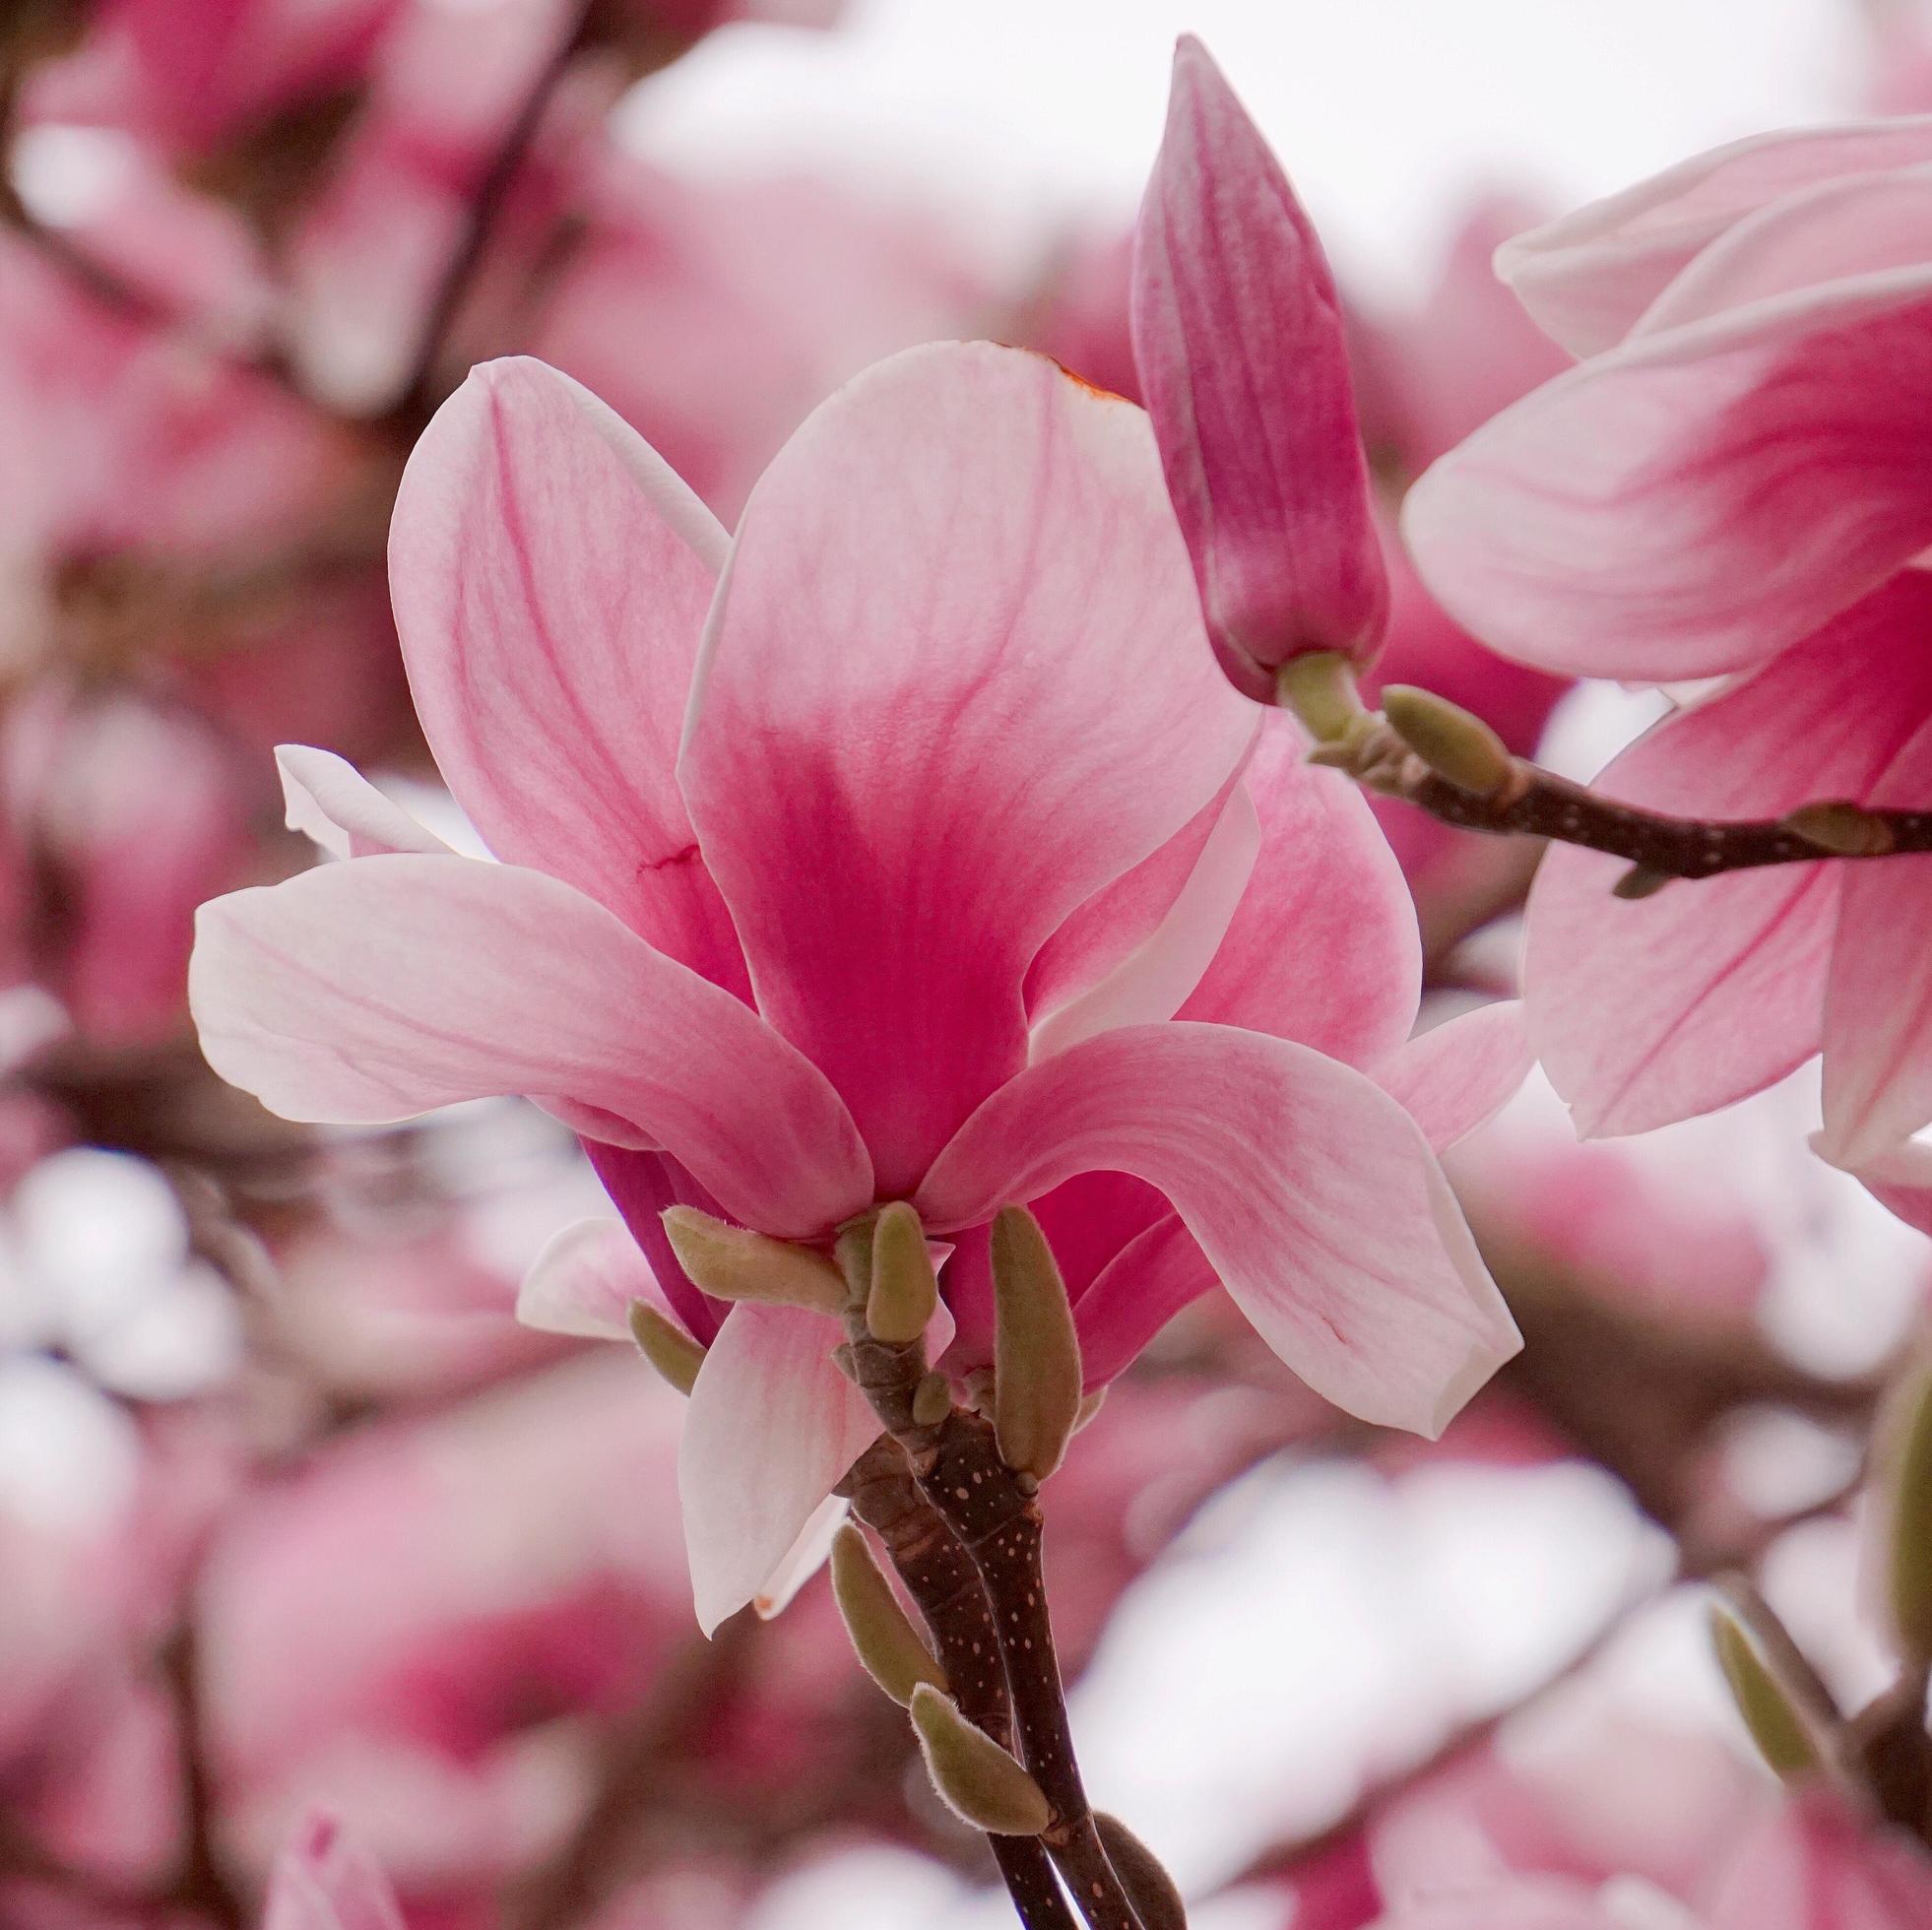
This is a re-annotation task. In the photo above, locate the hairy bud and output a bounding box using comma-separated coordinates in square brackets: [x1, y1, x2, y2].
[1873, 1363, 1932, 1668]
[1783, 800, 1895, 858]
[1275, 651, 1369, 747]
[1094, 1813, 1188, 1930]
[1709, 1591, 1829, 1779]
[912, 1373, 953, 1428]
[991, 1206, 1084, 1481]
[1379, 685, 1514, 798]
[1611, 865, 1675, 901]
[626, 1302, 704, 1395]
[831, 1525, 947, 1707]
[909, 1684, 1052, 1836]
[868, 1201, 940, 1344]
[661, 1206, 846, 1316]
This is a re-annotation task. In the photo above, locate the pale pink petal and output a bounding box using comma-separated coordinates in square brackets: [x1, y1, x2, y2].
[1024, 759, 1252, 1030]
[389, 357, 747, 990]
[264, 1810, 405, 1930]
[1524, 585, 1932, 1135]
[1178, 718, 1421, 1069]
[1820, 710, 1932, 1167]
[190, 854, 871, 1237]
[1404, 269, 1932, 681]
[754, 1493, 846, 1620]
[276, 745, 450, 861]
[1074, 1213, 1216, 1388]
[1498, 115, 1932, 355]
[1132, 36, 1387, 698]
[1029, 782, 1258, 1061]
[1707, 1790, 1932, 1930]
[1828, 1133, 1932, 1240]
[1368, 1882, 1626, 1930]
[915, 1022, 1519, 1436]
[1375, 1002, 1532, 1152]
[679, 341, 1253, 1194]
[516, 1217, 682, 1342]
[1634, 164, 1932, 337]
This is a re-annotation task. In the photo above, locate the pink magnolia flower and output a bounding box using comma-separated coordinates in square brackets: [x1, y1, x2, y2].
[1399, 124, 1932, 1160]
[1131, 36, 1388, 701]
[191, 343, 1521, 1633]
[263, 1811, 405, 1930]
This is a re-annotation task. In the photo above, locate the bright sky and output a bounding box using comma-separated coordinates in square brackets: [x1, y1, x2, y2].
[632, 0, 1871, 302]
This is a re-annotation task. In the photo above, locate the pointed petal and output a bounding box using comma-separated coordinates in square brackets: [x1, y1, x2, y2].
[1827, 1134, 1932, 1241]
[1821, 711, 1932, 1166]
[1376, 1002, 1532, 1152]
[190, 854, 871, 1237]
[679, 341, 1253, 1194]
[915, 1022, 1519, 1436]
[1498, 116, 1932, 354]
[1132, 35, 1387, 696]
[754, 1493, 846, 1620]
[264, 1811, 405, 1930]
[516, 1217, 682, 1342]
[679, 1303, 873, 1635]
[389, 357, 746, 988]
[1073, 1213, 1217, 1388]
[1178, 718, 1421, 1068]
[1524, 585, 1932, 1135]
[276, 745, 450, 861]
[1405, 265, 1932, 681]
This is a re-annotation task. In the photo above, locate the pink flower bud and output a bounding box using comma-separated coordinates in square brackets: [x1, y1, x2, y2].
[1132, 36, 1388, 701]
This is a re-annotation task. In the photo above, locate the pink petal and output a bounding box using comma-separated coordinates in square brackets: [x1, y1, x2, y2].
[679, 341, 1253, 1195]
[1375, 1002, 1533, 1152]
[516, 1217, 681, 1343]
[1524, 584, 1932, 1135]
[389, 357, 747, 991]
[1074, 1213, 1216, 1388]
[1029, 781, 1259, 1061]
[678, 1294, 954, 1636]
[1132, 36, 1388, 699]
[1499, 115, 1932, 355]
[1829, 1133, 1932, 1240]
[915, 1022, 1519, 1436]
[1178, 717, 1421, 1069]
[1404, 268, 1932, 682]
[754, 1493, 846, 1620]
[264, 1810, 405, 1930]
[276, 744, 450, 861]
[1707, 1790, 1932, 1930]
[1634, 164, 1932, 338]
[190, 854, 871, 1237]
[1820, 709, 1932, 1167]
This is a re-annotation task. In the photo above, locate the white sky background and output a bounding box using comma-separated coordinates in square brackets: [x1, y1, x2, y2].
[644, 3, 1891, 1924]
[630, 0, 1876, 305]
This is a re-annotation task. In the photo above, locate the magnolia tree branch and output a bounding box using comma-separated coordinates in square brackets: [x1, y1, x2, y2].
[838, 1312, 1150, 1930]
[841, 1439, 1078, 1930]
[1279, 663, 1932, 892]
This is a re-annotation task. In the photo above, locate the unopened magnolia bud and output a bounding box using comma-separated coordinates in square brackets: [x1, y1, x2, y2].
[868, 1201, 939, 1344]
[912, 1373, 953, 1428]
[909, 1684, 1052, 1836]
[1275, 651, 1368, 746]
[830, 1524, 947, 1707]
[1094, 1814, 1187, 1930]
[1709, 1596, 1825, 1778]
[1379, 685, 1514, 798]
[1874, 1364, 1932, 1667]
[1612, 865, 1674, 901]
[991, 1206, 1083, 1482]
[1783, 800, 1895, 858]
[626, 1302, 704, 1395]
[661, 1206, 846, 1316]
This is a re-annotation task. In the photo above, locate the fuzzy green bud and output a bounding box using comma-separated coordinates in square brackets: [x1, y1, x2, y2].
[660, 1206, 846, 1316]
[626, 1302, 704, 1395]
[1783, 800, 1895, 858]
[991, 1205, 1083, 1482]
[909, 1684, 1052, 1836]
[1276, 650, 1369, 746]
[867, 1201, 940, 1344]
[1709, 1596, 1825, 1779]
[830, 1524, 947, 1707]
[1379, 684, 1515, 798]
[1094, 1813, 1187, 1930]
[1874, 1363, 1932, 1668]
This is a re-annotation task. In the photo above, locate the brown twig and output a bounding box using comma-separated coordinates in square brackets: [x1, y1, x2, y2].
[839, 1311, 1149, 1930]
[159, 1611, 247, 1927]
[841, 1438, 1077, 1930]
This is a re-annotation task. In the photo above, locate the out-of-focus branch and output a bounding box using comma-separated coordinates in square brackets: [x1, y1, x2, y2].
[159, 1605, 247, 1927]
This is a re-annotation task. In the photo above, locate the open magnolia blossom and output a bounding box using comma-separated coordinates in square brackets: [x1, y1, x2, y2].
[190, 341, 1523, 1633]
[1398, 117, 1932, 1181]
